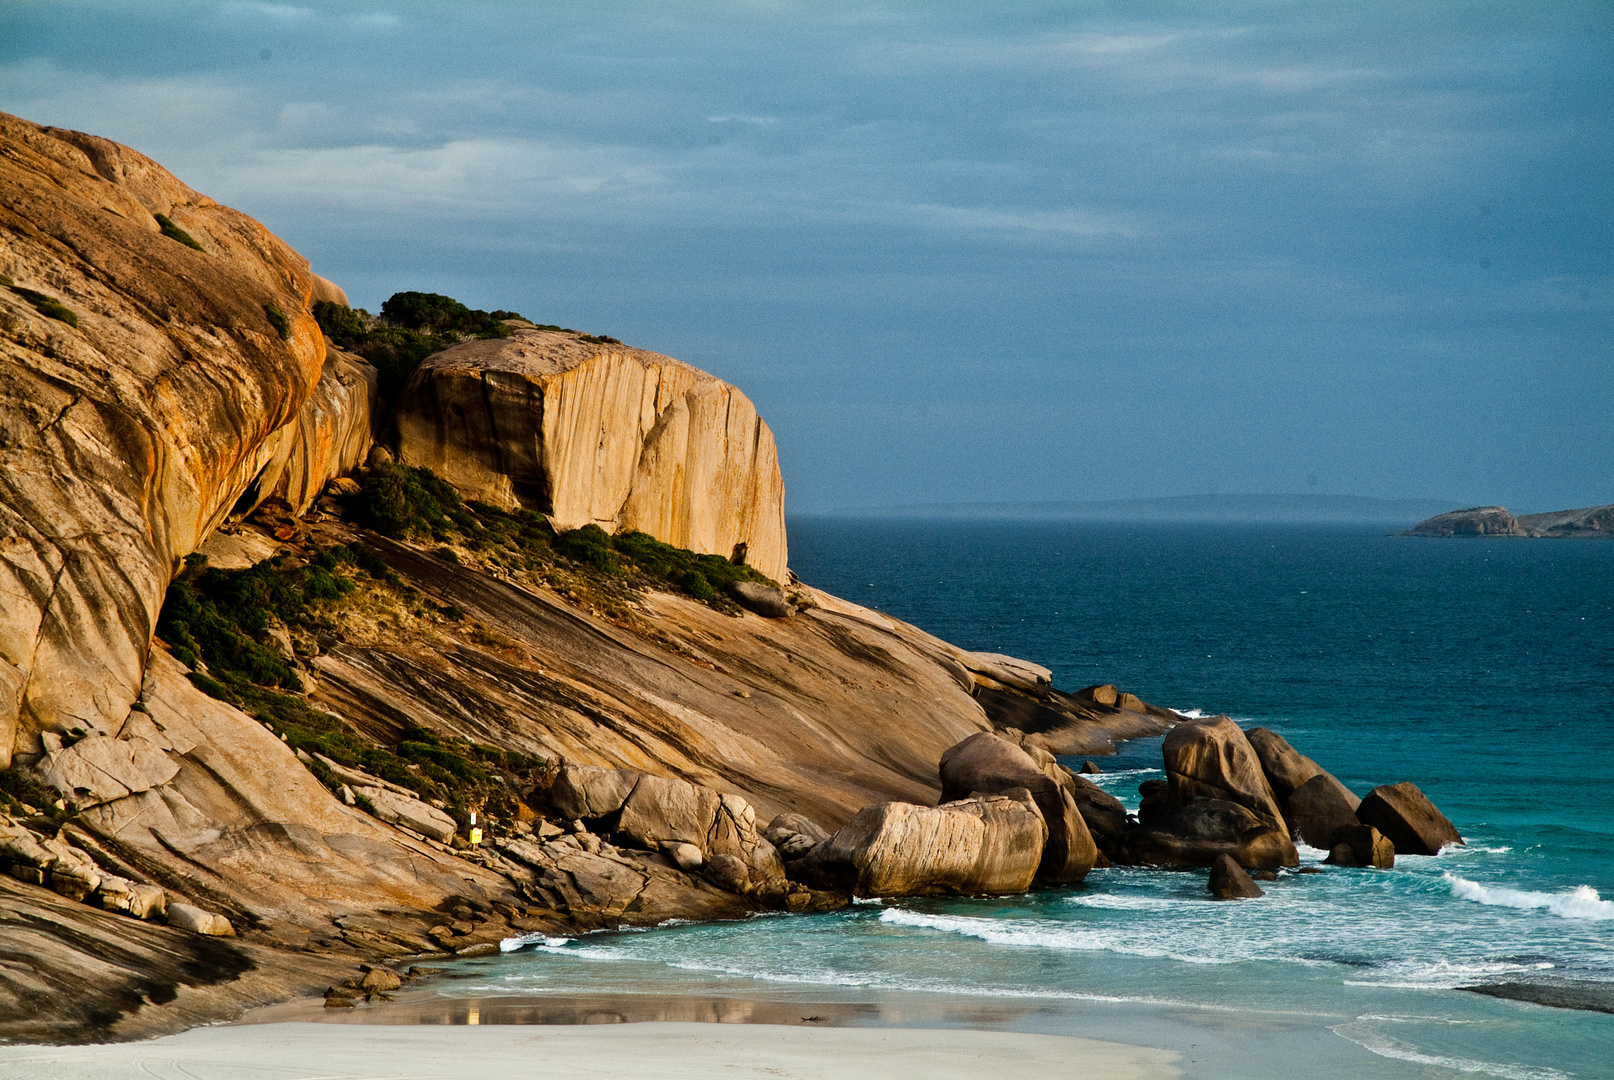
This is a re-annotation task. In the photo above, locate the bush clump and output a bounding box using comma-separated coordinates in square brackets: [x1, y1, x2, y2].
[313, 291, 516, 409]
[154, 212, 205, 251]
[344, 462, 476, 541]
[6, 284, 79, 328]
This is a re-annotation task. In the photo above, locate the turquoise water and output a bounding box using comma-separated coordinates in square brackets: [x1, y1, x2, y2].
[483, 521, 1613, 1078]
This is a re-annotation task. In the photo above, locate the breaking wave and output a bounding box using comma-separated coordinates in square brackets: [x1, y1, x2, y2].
[1445, 874, 1614, 921]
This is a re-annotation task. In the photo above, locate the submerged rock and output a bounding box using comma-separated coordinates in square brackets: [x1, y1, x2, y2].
[1357, 782, 1462, 856]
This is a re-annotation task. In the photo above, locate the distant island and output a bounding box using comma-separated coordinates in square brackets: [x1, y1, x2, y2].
[826, 493, 1465, 525]
[1405, 504, 1614, 538]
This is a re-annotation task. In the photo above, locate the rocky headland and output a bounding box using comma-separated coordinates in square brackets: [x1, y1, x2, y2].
[1407, 504, 1614, 538]
[0, 113, 1464, 1043]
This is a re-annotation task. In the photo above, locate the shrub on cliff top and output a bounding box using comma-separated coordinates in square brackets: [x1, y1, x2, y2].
[312, 292, 514, 409]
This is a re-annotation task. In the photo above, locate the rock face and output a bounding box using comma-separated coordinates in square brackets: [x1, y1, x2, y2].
[0, 112, 368, 767]
[1516, 504, 1614, 537]
[1287, 772, 1363, 850]
[1123, 797, 1298, 869]
[803, 791, 1048, 897]
[1357, 782, 1463, 856]
[1162, 718, 1288, 826]
[259, 346, 379, 514]
[391, 330, 788, 582]
[1245, 728, 1324, 804]
[938, 732, 1097, 883]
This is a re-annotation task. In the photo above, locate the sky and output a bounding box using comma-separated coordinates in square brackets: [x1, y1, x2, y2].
[3, 2, 1610, 514]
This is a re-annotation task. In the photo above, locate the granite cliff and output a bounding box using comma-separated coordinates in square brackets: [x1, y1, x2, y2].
[0, 114, 1183, 1040]
[393, 332, 788, 583]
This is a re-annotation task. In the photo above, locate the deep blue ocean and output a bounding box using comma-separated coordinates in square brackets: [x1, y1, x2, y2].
[486, 521, 1613, 1078]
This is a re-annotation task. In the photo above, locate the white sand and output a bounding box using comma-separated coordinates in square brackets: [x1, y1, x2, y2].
[0, 1020, 1178, 1079]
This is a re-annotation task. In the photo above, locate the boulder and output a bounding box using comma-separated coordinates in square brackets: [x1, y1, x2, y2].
[93, 875, 167, 919]
[1324, 824, 1395, 869]
[1287, 772, 1362, 849]
[166, 903, 235, 936]
[964, 653, 1053, 693]
[801, 790, 1047, 898]
[1079, 761, 1103, 774]
[616, 775, 786, 895]
[938, 732, 1097, 883]
[392, 328, 788, 583]
[665, 841, 704, 872]
[549, 764, 642, 821]
[360, 968, 402, 994]
[1121, 797, 1298, 869]
[1208, 853, 1264, 899]
[1067, 775, 1131, 857]
[1162, 717, 1287, 829]
[353, 785, 457, 843]
[762, 813, 829, 858]
[705, 853, 750, 893]
[727, 581, 793, 618]
[1244, 728, 1324, 803]
[1356, 782, 1462, 856]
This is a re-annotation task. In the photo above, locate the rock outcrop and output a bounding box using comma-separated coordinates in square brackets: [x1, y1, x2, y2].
[1357, 782, 1463, 855]
[1408, 503, 1613, 539]
[801, 790, 1048, 897]
[391, 330, 788, 582]
[1324, 824, 1395, 868]
[938, 732, 1097, 883]
[0, 112, 369, 768]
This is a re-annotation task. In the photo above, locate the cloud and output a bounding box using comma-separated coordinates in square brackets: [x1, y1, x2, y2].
[707, 114, 779, 126]
[901, 203, 1149, 239]
[220, 2, 314, 20]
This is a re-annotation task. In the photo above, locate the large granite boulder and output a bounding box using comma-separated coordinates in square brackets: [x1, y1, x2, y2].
[1122, 796, 1298, 869]
[763, 813, 830, 858]
[1287, 772, 1363, 849]
[548, 766, 786, 896]
[0, 112, 369, 767]
[726, 581, 793, 618]
[1245, 728, 1324, 803]
[1162, 718, 1287, 828]
[391, 328, 788, 582]
[1357, 782, 1463, 856]
[802, 790, 1047, 897]
[938, 732, 1097, 883]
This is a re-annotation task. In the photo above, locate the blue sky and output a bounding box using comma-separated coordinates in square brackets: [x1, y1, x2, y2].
[3, 2, 1610, 513]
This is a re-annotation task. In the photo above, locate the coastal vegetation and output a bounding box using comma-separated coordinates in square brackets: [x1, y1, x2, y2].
[1, 274, 79, 327]
[153, 212, 204, 251]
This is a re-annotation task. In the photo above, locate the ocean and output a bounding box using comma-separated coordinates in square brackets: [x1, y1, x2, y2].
[457, 521, 1614, 1078]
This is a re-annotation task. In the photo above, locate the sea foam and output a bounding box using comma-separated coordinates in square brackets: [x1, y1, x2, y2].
[1445, 873, 1614, 921]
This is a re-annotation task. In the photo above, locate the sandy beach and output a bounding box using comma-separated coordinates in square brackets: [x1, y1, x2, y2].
[0, 1020, 1178, 1079]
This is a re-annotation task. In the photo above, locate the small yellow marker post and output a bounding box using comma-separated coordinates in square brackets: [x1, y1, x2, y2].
[468, 810, 482, 848]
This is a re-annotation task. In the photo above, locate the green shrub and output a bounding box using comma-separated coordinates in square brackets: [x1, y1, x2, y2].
[154, 213, 204, 251]
[9, 286, 79, 328]
[684, 570, 717, 601]
[556, 524, 620, 575]
[344, 463, 475, 540]
[312, 292, 513, 409]
[263, 304, 291, 340]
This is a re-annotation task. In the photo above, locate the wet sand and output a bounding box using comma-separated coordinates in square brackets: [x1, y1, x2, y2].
[0, 1019, 1178, 1079]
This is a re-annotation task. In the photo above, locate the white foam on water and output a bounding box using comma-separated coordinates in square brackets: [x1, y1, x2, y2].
[499, 932, 572, 952]
[877, 907, 1239, 964]
[1064, 894, 1183, 911]
[1445, 873, 1614, 921]
[1332, 1020, 1573, 1080]
[1344, 959, 1557, 991]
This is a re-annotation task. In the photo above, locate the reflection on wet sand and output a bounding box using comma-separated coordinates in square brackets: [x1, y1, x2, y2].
[238, 986, 1054, 1032]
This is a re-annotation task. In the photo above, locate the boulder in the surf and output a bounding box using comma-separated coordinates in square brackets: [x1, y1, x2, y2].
[1162, 717, 1288, 829]
[1288, 772, 1363, 849]
[799, 789, 1048, 897]
[1207, 853, 1264, 899]
[1356, 782, 1462, 856]
[1324, 824, 1395, 869]
[1067, 773, 1131, 858]
[1245, 727, 1325, 803]
[939, 732, 1098, 883]
[1120, 796, 1298, 869]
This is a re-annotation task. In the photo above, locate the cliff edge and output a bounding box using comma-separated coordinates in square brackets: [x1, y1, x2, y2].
[1408, 503, 1613, 538]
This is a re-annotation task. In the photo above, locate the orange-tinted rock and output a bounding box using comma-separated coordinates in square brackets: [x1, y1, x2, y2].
[391, 329, 788, 583]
